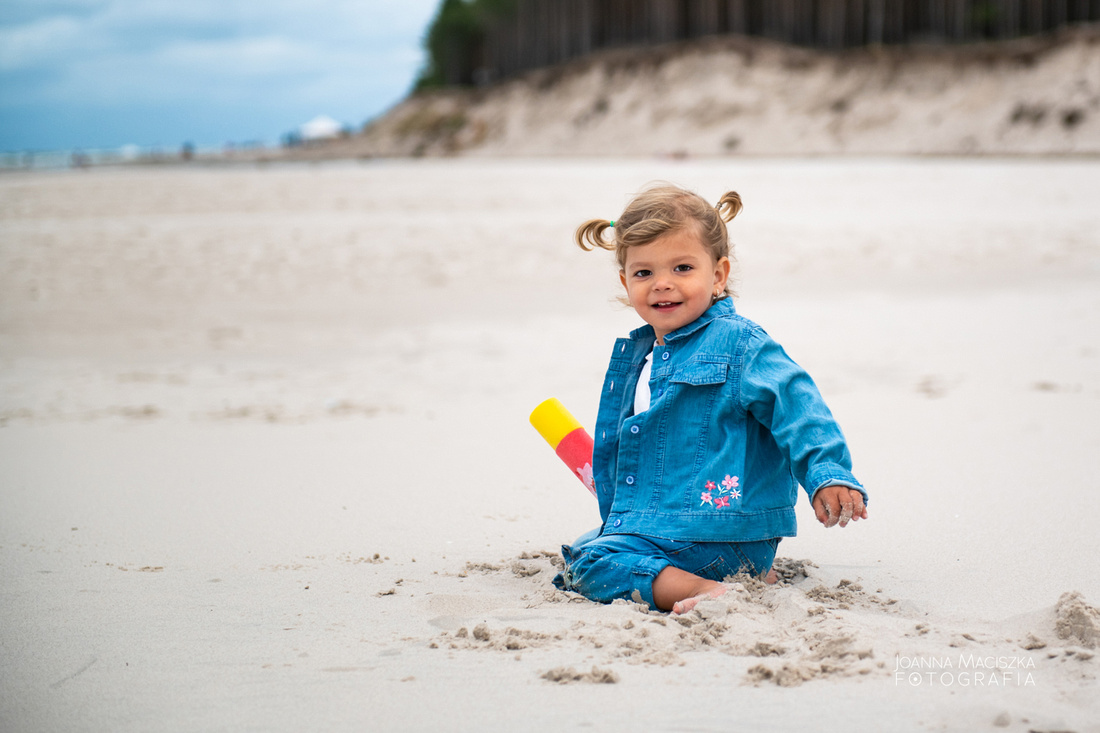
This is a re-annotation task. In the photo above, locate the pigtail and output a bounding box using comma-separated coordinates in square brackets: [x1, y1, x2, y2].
[574, 219, 616, 252]
[715, 191, 743, 223]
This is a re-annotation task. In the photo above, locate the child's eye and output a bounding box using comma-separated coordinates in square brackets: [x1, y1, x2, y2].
[632, 269, 652, 278]
[674, 264, 694, 272]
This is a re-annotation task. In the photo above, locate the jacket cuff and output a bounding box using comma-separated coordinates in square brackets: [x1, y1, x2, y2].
[806, 469, 867, 505]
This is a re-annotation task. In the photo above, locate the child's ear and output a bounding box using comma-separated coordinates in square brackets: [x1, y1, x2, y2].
[619, 270, 628, 289]
[714, 257, 731, 286]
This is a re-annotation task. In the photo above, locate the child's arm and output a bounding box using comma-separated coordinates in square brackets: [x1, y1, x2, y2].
[740, 329, 868, 524]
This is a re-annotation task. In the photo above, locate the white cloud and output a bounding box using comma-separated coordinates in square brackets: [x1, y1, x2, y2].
[0, 0, 441, 147]
[0, 15, 85, 70]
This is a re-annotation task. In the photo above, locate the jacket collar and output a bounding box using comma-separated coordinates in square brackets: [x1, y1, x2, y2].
[628, 297, 736, 344]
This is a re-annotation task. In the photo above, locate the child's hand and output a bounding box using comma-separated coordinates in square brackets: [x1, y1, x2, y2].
[813, 486, 868, 528]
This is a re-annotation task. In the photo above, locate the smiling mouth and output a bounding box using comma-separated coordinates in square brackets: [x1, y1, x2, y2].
[652, 301, 681, 311]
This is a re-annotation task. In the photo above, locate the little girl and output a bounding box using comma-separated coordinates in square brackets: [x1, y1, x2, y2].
[553, 183, 868, 614]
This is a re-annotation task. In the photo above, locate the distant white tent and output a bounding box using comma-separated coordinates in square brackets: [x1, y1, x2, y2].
[298, 115, 344, 141]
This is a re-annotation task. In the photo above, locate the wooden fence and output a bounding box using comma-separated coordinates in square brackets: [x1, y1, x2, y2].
[469, 0, 1100, 83]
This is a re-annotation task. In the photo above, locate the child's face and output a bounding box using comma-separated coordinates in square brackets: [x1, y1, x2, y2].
[619, 228, 731, 344]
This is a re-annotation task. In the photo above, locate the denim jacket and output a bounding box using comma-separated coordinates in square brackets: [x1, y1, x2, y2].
[592, 298, 865, 543]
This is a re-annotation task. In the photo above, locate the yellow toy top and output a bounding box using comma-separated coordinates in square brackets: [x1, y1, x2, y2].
[529, 397, 583, 450]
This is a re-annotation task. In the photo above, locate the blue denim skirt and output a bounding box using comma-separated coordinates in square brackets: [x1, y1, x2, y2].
[553, 527, 779, 610]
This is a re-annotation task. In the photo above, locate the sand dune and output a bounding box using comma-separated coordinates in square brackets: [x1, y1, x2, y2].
[353, 28, 1100, 158]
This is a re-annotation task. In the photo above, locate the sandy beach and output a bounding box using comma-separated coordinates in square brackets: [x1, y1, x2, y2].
[1, 158, 1098, 732]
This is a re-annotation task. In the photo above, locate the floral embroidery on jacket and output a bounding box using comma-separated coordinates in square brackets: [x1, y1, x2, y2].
[701, 475, 741, 509]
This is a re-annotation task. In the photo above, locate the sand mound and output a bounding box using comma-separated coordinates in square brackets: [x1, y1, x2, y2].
[1055, 591, 1100, 648]
[540, 665, 619, 684]
[429, 551, 1098, 687]
[357, 27, 1100, 157]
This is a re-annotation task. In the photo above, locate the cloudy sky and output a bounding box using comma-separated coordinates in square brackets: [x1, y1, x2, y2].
[0, 0, 440, 151]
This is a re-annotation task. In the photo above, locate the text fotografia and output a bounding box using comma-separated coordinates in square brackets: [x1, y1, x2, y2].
[894, 654, 1036, 687]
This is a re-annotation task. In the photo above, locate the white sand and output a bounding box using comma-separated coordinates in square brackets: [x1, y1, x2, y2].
[1, 158, 1099, 731]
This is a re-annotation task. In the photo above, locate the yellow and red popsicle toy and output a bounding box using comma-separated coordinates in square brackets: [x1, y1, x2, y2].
[529, 398, 596, 496]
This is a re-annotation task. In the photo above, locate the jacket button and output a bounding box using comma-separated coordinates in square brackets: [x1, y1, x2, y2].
[662, 351, 670, 360]
[613, 519, 622, 527]
[630, 425, 639, 434]
[625, 475, 635, 485]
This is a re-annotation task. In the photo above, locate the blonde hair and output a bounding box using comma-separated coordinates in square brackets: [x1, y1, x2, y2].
[575, 183, 743, 299]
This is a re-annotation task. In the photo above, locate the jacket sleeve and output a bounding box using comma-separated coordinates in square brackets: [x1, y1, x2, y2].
[738, 329, 867, 503]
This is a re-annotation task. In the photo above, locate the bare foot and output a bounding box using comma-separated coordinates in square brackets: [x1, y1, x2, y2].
[671, 584, 730, 615]
[669, 569, 776, 613]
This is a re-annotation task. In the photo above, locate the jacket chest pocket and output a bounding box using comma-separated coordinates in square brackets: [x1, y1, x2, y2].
[670, 361, 728, 387]
[666, 360, 729, 425]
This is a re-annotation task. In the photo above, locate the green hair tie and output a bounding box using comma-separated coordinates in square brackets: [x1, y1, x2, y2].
[608, 220, 615, 227]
